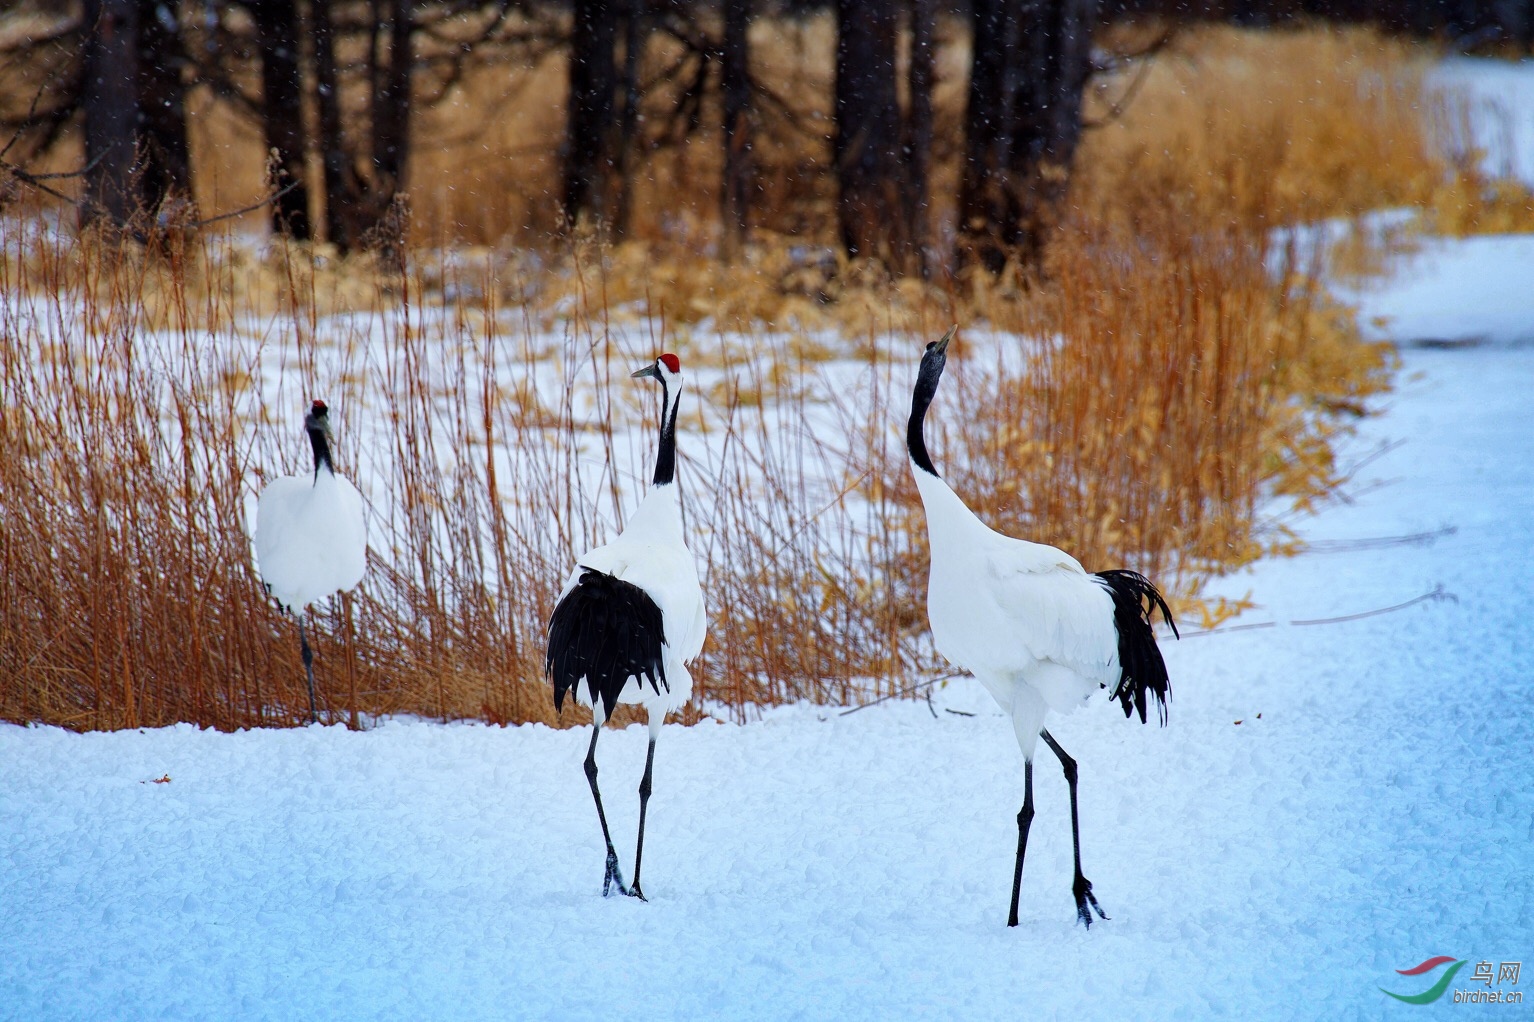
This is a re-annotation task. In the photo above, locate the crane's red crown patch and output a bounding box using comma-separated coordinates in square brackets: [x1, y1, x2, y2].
[659, 353, 681, 374]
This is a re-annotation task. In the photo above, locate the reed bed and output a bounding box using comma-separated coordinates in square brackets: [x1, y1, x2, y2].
[0, 224, 934, 728]
[0, 23, 1481, 730]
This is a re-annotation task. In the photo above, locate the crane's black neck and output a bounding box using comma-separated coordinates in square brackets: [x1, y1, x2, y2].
[652, 376, 679, 486]
[308, 423, 334, 479]
[907, 361, 943, 478]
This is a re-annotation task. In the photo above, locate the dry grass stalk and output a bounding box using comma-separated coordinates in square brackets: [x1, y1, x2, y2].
[0, 25, 1481, 730]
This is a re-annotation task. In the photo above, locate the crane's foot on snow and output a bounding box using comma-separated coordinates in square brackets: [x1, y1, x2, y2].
[602, 851, 631, 898]
[1074, 874, 1109, 928]
[627, 882, 648, 902]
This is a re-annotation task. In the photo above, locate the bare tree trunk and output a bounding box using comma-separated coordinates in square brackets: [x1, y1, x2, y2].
[372, 0, 411, 197]
[564, 0, 620, 231]
[311, 0, 355, 250]
[254, 0, 311, 237]
[135, 0, 192, 217]
[369, 0, 412, 267]
[612, 0, 645, 237]
[292, 0, 413, 258]
[81, 0, 141, 232]
[720, 0, 751, 259]
[1008, 0, 1095, 267]
[905, 0, 934, 277]
[958, 0, 1021, 273]
[835, 0, 908, 267]
[958, 0, 1096, 273]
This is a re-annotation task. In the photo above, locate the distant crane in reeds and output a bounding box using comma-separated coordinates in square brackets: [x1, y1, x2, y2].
[253, 400, 368, 723]
[546, 353, 707, 901]
[906, 328, 1178, 928]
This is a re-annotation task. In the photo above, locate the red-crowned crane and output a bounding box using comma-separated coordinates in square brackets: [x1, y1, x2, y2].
[906, 328, 1177, 928]
[253, 400, 368, 723]
[546, 353, 707, 901]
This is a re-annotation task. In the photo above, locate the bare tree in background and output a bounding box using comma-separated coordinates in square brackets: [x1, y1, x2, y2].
[136, 0, 193, 213]
[830, 0, 936, 273]
[720, 0, 752, 258]
[834, 0, 908, 268]
[247, 1, 554, 247]
[611, 0, 649, 234]
[253, 0, 311, 238]
[78, 0, 192, 233]
[905, 0, 935, 276]
[560, 0, 657, 237]
[80, 0, 141, 230]
[563, 0, 622, 231]
[6, 1, 555, 252]
[311, 0, 413, 259]
[959, 0, 1097, 274]
[310, 0, 351, 244]
[372, 0, 414, 241]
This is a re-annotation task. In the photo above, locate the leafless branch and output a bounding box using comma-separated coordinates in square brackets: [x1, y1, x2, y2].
[1303, 525, 1457, 554]
[837, 670, 968, 716]
[183, 179, 302, 229]
[0, 13, 81, 54]
[1180, 585, 1456, 638]
[1083, 27, 1178, 130]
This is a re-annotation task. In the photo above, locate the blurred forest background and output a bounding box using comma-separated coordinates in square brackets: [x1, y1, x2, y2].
[4, 1, 1531, 274]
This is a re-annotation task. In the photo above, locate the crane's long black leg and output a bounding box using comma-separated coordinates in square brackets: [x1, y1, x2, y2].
[629, 732, 658, 902]
[1042, 729, 1108, 927]
[1007, 759, 1035, 928]
[297, 618, 319, 724]
[584, 724, 631, 897]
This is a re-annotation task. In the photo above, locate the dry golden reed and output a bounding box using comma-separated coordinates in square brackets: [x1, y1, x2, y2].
[0, 24, 1488, 730]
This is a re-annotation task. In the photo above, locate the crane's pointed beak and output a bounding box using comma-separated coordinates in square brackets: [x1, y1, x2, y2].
[934, 325, 957, 354]
[631, 362, 660, 380]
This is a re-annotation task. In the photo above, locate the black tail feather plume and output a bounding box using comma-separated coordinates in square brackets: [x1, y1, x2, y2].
[546, 568, 667, 722]
[1094, 569, 1178, 726]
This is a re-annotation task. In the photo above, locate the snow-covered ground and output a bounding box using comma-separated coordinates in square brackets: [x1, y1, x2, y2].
[4, 60, 1534, 1022]
[1340, 231, 1534, 347]
[1432, 55, 1534, 184]
[4, 326, 1530, 1021]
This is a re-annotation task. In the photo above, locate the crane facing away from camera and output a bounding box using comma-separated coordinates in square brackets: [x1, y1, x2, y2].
[253, 400, 368, 723]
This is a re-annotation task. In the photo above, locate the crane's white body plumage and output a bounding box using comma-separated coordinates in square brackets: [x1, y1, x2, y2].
[912, 468, 1117, 760]
[254, 468, 367, 613]
[251, 400, 369, 724]
[557, 481, 706, 723]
